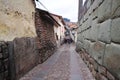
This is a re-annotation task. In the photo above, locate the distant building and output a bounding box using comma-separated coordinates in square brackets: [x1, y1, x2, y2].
[51, 13, 65, 47]
[65, 22, 78, 43]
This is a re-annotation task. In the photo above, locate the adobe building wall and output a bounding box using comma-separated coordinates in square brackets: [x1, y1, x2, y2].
[77, 0, 120, 80]
[0, 0, 38, 79]
[0, 0, 37, 41]
[0, 0, 57, 80]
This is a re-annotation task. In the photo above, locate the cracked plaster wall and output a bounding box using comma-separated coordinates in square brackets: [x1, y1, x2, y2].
[0, 0, 37, 41]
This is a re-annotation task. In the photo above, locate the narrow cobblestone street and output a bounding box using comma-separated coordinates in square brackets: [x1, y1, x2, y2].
[20, 44, 95, 80]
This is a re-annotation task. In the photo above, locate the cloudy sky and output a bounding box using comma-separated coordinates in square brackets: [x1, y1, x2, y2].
[36, 0, 79, 22]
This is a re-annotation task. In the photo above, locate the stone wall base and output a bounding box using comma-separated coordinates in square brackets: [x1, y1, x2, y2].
[78, 49, 118, 80]
[0, 37, 57, 80]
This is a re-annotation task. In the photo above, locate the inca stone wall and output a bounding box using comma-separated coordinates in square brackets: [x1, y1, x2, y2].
[77, 0, 120, 80]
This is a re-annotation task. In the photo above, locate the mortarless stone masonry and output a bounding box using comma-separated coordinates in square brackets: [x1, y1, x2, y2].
[77, 0, 120, 80]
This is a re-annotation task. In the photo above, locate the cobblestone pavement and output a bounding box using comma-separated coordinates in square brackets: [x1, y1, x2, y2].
[20, 44, 95, 80]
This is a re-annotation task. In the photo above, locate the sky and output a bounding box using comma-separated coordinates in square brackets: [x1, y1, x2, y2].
[35, 0, 79, 22]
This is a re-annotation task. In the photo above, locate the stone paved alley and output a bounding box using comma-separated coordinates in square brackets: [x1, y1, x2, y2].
[20, 44, 95, 80]
[0, 0, 120, 80]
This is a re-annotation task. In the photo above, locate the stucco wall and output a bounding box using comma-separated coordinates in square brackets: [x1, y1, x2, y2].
[77, 0, 120, 79]
[0, 1, 58, 80]
[0, 0, 36, 41]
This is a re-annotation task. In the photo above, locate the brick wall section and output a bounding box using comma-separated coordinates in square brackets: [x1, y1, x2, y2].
[77, 0, 120, 80]
[35, 9, 57, 63]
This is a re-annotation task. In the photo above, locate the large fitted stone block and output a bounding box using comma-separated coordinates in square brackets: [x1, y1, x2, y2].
[88, 42, 94, 57]
[91, 41, 106, 65]
[77, 27, 82, 33]
[98, 0, 112, 23]
[89, 20, 99, 41]
[111, 0, 120, 18]
[82, 31, 85, 38]
[91, 0, 104, 11]
[83, 39, 91, 52]
[91, 8, 98, 20]
[86, 0, 91, 9]
[80, 25, 84, 32]
[104, 43, 120, 79]
[87, 15, 92, 27]
[84, 11, 89, 20]
[82, 18, 90, 32]
[111, 18, 120, 43]
[76, 41, 84, 52]
[77, 33, 84, 43]
[80, 18, 84, 24]
[83, 13, 88, 22]
[81, 21, 88, 31]
[98, 19, 111, 44]
[84, 29, 91, 40]
[87, 5, 93, 15]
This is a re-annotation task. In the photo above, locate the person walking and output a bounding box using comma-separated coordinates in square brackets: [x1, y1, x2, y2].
[66, 35, 71, 44]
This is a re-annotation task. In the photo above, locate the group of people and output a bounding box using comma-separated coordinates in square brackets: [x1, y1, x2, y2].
[63, 36, 73, 44]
